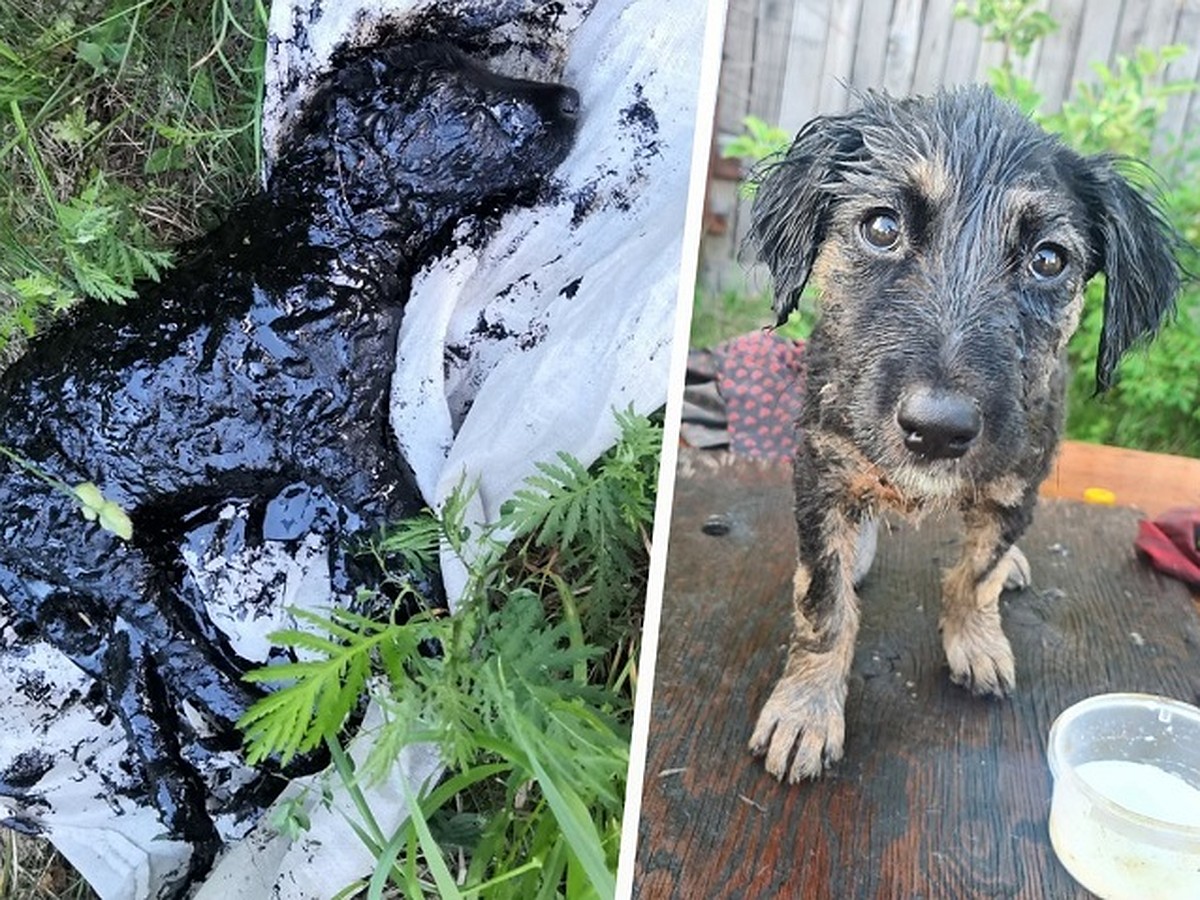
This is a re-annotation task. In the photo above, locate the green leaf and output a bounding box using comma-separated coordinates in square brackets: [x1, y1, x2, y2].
[98, 499, 133, 540]
[75, 41, 108, 74]
[144, 144, 189, 174]
[72, 481, 132, 539]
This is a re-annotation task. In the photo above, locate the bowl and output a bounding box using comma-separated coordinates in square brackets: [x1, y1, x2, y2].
[1047, 693, 1200, 900]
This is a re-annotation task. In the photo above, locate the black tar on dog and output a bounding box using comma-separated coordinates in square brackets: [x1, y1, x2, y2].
[0, 42, 576, 878]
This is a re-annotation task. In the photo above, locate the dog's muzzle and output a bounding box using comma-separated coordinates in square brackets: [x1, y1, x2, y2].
[897, 387, 981, 460]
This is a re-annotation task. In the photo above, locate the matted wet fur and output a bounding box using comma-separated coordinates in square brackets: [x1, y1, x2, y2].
[0, 42, 576, 878]
[746, 86, 1182, 782]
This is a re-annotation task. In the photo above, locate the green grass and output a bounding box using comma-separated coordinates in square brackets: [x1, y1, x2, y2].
[0, 2, 266, 893]
[690, 285, 814, 350]
[0, 0, 267, 359]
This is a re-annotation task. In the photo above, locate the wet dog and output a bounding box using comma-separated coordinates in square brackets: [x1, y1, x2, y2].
[746, 87, 1181, 781]
[0, 43, 576, 866]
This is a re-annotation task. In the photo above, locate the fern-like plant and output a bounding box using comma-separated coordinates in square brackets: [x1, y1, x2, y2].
[237, 410, 661, 898]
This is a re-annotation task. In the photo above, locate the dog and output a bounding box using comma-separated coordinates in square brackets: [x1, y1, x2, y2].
[745, 86, 1181, 782]
[0, 42, 577, 867]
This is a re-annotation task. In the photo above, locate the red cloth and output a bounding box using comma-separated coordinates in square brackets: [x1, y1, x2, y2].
[1135, 508, 1200, 589]
[712, 331, 804, 460]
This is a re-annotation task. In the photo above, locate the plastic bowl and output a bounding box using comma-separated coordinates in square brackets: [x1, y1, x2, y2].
[1047, 693, 1200, 900]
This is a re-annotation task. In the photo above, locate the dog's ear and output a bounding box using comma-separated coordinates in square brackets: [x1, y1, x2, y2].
[1080, 157, 1182, 392]
[747, 114, 863, 325]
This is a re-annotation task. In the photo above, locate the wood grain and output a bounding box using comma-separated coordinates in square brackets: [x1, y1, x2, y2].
[635, 450, 1200, 899]
[1040, 440, 1200, 519]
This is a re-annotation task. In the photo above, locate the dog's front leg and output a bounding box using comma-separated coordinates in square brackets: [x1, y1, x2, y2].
[940, 501, 1033, 695]
[750, 483, 862, 781]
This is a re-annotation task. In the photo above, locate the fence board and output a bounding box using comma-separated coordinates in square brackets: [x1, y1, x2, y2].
[748, 0, 798, 126]
[940, 12, 985, 86]
[912, 0, 960, 89]
[1070, 1, 1122, 87]
[777, 0, 833, 132]
[1034, 0, 1086, 109]
[717, 0, 759, 136]
[885, 0, 926, 94]
[851, 0, 898, 89]
[818, 0, 865, 113]
[1168, 2, 1200, 145]
[1116, 0, 1179, 57]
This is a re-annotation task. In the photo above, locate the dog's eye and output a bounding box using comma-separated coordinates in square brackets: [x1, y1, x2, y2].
[860, 211, 901, 250]
[1029, 243, 1067, 279]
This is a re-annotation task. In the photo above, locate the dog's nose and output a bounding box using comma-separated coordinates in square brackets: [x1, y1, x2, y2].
[897, 388, 981, 460]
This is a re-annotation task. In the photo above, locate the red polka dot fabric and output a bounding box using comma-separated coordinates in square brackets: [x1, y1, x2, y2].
[712, 331, 805, 460]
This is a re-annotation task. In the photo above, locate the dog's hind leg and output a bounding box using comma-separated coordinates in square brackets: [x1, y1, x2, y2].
[940, 500, 1034, 696]
[750, 474, 863, 781]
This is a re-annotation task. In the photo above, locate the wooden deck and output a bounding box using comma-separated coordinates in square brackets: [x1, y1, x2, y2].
[635, 445, 1200, 898]
[1040, 440, 1200, 520]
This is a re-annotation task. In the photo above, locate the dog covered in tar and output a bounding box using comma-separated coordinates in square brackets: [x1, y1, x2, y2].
[746, 87, 1181, 782]
[0, 43, 577, 871]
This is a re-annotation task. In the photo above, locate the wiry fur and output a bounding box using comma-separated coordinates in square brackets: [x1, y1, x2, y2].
[746, 87, 1181, 782]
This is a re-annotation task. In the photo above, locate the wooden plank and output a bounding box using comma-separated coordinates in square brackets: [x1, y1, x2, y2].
[1034, 0, 1087, 111]
[717, 0, 760, 138]
[912, 0, 961, 92]
[1161, 0, 1200, 148]
[1113, 0, 1185, 144]
[883, 0, 925, 95]
[818, 0, 865, 112]
[1068, 1, 1122, 91]
[635, 451, 1200, 898]
[1112, 0, 1179, 60]
[940, 10, 986, 87]
[850, 0, 898, 90]
[974, 30, 1012, 84]
[1007, 0, 1052, 86]
[776, 0, 833, 133]
[747, 0, 797, 124]
[1040, 440, 1200, 518]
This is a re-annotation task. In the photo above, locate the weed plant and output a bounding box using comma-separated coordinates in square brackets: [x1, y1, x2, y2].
[0, 2, 264, 894]
[240, 410, 660, 898]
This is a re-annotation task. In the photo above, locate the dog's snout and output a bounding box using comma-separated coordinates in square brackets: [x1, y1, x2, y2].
[897, 388, 981, 460]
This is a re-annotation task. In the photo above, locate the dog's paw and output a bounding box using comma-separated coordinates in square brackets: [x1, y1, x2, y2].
[1001, 545, 1031, 591]
[942, 612, 1015, 697]
[749, 674, 845, 781]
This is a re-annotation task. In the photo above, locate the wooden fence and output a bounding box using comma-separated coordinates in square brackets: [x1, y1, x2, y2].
[703, 0, 1200, 290]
